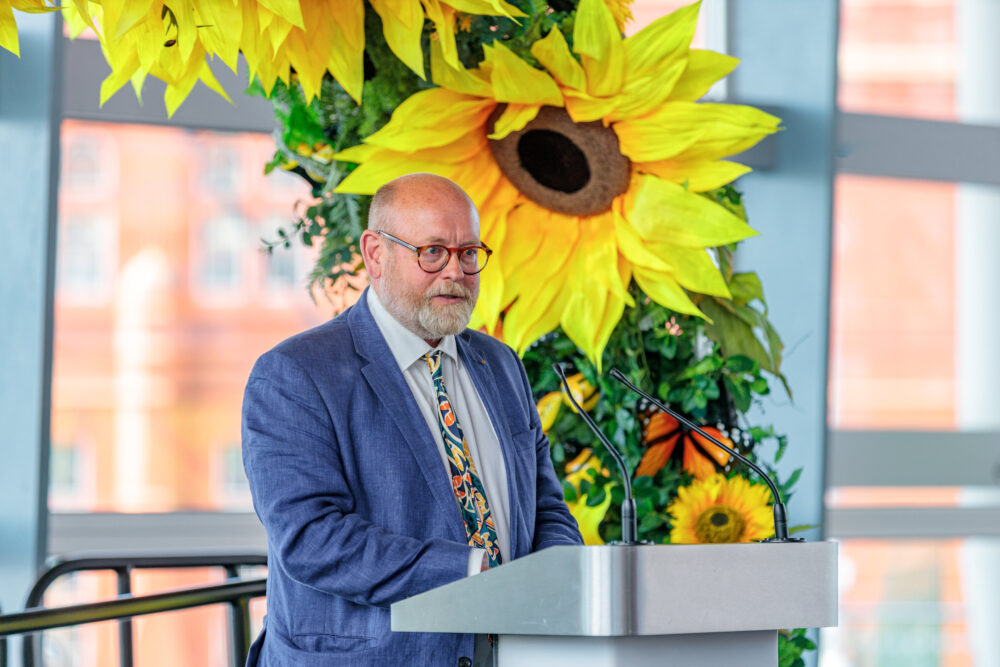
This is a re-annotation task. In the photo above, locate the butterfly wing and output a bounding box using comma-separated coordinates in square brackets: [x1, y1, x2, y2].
[636, 412, 681, 478]
[682, 427, 734, 480]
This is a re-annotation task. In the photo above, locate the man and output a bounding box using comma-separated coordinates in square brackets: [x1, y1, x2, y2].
[242, 173, 583, 665]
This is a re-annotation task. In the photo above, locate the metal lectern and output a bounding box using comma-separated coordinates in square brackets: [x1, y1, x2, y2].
[391, 543, 837, 666]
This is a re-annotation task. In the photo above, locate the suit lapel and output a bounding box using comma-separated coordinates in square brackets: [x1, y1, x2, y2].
[349, 291, 464, 531]
[456, 334, 522, 558]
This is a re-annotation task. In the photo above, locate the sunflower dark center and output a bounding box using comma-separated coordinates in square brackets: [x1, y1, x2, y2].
[694, 505, 745, 543]
[516, 130, 591, 194]
[487, 105, 631, 216]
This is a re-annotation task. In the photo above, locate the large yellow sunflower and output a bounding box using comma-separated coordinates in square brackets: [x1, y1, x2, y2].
[0, 0, 524, 113]
[334, 0, 779, 365]
[667, 473, 772, 544]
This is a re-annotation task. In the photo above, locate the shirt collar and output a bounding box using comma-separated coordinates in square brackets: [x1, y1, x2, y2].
[367, 288, 458, 372]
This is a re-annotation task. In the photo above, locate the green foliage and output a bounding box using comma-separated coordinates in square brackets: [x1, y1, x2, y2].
[779, 628, 817, 667]
[523, 265, 796, 545]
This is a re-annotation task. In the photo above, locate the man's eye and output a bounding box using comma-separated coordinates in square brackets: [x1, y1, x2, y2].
[423, 246, 445, 257]
[461, 248, 478, 259]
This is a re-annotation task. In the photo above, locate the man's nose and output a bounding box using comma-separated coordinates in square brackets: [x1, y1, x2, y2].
[438, 250, 465, 280]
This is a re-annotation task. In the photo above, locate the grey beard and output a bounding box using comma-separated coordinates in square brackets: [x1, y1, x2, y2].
[379, 283, 475, 341]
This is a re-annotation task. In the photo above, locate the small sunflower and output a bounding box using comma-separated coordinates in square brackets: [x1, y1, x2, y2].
[334, 0, 779, 365]
[563, 448, 612, 545]
[668, 473, 772, 544]
[33, 0, 524, 114]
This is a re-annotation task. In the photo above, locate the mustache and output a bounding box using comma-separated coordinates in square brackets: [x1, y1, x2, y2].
[427, 284, 472, 300]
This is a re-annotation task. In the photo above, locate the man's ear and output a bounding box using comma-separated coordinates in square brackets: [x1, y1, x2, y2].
[360, 230, 383, 280]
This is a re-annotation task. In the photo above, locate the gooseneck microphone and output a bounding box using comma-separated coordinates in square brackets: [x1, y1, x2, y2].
[608, 367, 803, 543]
[552, 364, 639, 545]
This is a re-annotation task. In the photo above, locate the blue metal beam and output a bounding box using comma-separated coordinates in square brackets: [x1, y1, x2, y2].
[0, 9, 61, 634]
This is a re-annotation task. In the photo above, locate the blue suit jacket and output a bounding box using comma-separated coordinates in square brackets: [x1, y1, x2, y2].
[242, 290, 583, 665]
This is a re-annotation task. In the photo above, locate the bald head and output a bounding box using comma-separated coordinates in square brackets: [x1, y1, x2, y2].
[368, 173, 478, 235]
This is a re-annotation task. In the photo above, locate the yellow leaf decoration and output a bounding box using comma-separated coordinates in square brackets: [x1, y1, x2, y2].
[2, 1, 61, 57]
[563, 449, 612, 545]
[3, 0, 523, 113]
[334, 0, 780, 365]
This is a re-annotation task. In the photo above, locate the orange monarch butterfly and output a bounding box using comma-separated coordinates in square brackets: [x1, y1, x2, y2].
[634, 399, 750, 481]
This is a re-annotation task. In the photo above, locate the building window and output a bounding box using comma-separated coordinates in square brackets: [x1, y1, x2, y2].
[195, 215, 246, 295]
[57, 215, 115, 303]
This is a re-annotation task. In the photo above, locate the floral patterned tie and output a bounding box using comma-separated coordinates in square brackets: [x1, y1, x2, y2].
[423, 351, 502, 568]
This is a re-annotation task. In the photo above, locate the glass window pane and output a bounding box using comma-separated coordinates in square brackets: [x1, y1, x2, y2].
[840, 0, 1000, 126]
[830, 175, 956, 429]
[821, 538, 1000, 667]
[839, 0, 957, 121]
[831, 175, 1000, 430]
[52, 120, 330, 512]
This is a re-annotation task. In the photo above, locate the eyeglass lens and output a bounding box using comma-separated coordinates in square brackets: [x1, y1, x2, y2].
[419, 246, 488, 273]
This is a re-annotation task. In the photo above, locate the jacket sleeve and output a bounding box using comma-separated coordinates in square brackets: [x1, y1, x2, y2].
[242, 350, 470, 609]
[506, 348, 584, 551]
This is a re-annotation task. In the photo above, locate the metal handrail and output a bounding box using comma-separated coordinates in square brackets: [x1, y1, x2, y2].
[3, 553, 267, 667]
[0, 578, 266, 635]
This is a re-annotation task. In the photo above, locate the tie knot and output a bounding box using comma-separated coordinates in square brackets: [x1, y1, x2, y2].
[423, 350, 443, 373]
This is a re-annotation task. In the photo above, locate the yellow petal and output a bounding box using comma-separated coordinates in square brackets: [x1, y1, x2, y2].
[621, 101, 781, 163]
[195, 2, 243, 71]
[332, 142, 380, 164]
[607, 57, 687, 123]
[1, 2, 20, 57]
[531, 26, 586, 91]
[445, 0, 525, 19]
[336, 156, 457, 194]
[614, 117, 702, 164]
[624, 0, 699, 79]
[633, 267, 706, 319]
[670, 49, 739, 102]
[605, 1, 699, 120]
[283, 28, 325, 102]
[487, 103, 541, 140]
[566, 492, 611, 545]
[257, 0, 304, 29]
[559, 218, 630, 366]
[581, 213, 633, 305]
[370, 0, 426, 79]
[573, 0, 624, 97]
[626, 175, 757, 247]
[196, 60, 233, 105]
[326, 0, 365, 104]
[645, 245, 729, 297]
[536, 392, 562, 432]
[476, 246, 505, 332]
[364, 88, 494, 151]
[61, 2, 95, 40]
[503, 211, 580, 352]
[100, 48, 141, 105]
[430, 40, 493, 97]
[484, 42, 562, 106]
[563, 88, 619, 124]
[422, 0, 460, 70]
[639, 158, 751, 192]
[612, 202, 671, 272]
[592, 282, 627, 369]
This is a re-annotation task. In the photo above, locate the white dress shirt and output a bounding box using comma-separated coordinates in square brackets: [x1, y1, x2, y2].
[366, 289, 511, 574]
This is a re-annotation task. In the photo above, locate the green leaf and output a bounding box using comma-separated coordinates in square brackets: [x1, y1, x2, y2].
[729, 272, 764, 305]
[562, 480, 577, 503]
[586, 487, 607, 507]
